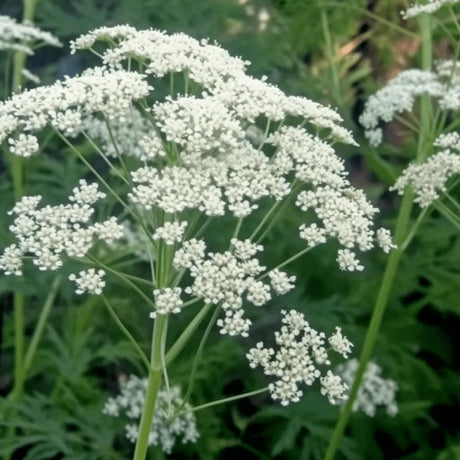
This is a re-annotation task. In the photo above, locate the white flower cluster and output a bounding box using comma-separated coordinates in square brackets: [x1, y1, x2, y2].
[103, 375, 199, 454]
[247, 309, 352, 406]
[360, 65, 460, 146]
[337, 359, 398, 417]
[69, 269, 106, 295]
[173, 239, 294, 337]
[79, 108, 164, 161]
[151, 287, 184, 318]
[401, 0, 459, 19]
[0, 26, 388, 271]
[153, 221, 187, 245]
[0, 67, 151, 155]
[0, 15, 61, 55]
[71, 26, 249, 91]
[0, 180, 124, 275]
[391, 132, 460, 207]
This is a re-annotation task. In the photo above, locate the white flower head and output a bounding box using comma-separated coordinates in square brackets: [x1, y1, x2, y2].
[103, 376, 199, 454]
[337, 249, 364, 272]
[153, 221, 187, 245]
[401, 0, 459, 19]
[337, 359, 398, 417]
[69, 268, 105, 295]
[247, 309, 352, 406]
[151, 287, 183, 317]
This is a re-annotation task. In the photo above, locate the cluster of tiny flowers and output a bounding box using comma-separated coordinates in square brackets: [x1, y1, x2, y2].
[173, 239, 294, 337]
[0, 26, 390, 272]
[79, 108, 164, 161]
[336, 359, 398, 417]
[103, 375, 199, 454]
[0, 180, 124, 275]
[69, 269, 106, 295]
[151, 288, 184, 318]
[0, 67, 151, 154]
[247, 309, 352, 405]
[360, 65, 460, 146]
[152, 221, 188, 245]
[391, 132, 460, 207]
[401, 0, 459, 19]
[0, 15, 61, 55]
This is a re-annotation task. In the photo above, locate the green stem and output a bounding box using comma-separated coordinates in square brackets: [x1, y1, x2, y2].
[133, 316, 167, 460]
[22, 276, 61, 374]
[176, 387, 268, 417]
[165, 304, 213, 365]
[101, 295, 151, 372]
[89, 255, 157, 310]
[181, 306, 221, 406]
[324, 192, 414, 460]
[258, 246, 311, 279]
[324, 13, 432, 460]
[320, 7, 342, 107]
[5, 4, 39, 457]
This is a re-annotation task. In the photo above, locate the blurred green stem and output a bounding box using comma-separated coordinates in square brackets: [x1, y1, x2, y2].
[176, 387, 269, 417]
[324, 13, 432, 460]
[320, 7, 342, 108]
[5, 2, 40, 460]
[22, 276, 61, 374]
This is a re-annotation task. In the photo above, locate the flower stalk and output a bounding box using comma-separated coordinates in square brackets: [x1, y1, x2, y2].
[324, 13, 433, 460]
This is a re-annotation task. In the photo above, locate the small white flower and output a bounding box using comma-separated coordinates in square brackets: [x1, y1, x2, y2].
[299, 223, 326, 248]
[337, 249, 364, 272]
[376, 228, 396, 254]
[247, 309, 353, 406]
[268, 269, 296, 295]
[401, 0, 459, 19]
[391, 144, 460, 207]
[328, 327, 353, 358]
[337, 359, 398, 417]
[153, 221, 187, 245]
[151, 287, 183, 317]
[320, 370, 348, 404]
[103, 376, 199, 454]
[69, 268, 105, 295]
[8, 134, 39, 157]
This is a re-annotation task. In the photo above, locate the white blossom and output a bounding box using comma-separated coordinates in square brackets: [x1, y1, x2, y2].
[360, 65, 460, 146]
[328, 327, 353, 358]
[0, 182, 122, 275]
[247, 309, 351, 406]
[103, 376, 199, 454]
[337, 249, 364, 272]
[153, 221, 187, 245]
[391, 140, 460, 207]
[299, 223, 327, 248]
[151, 288, 184, 317]
[268, 269, 296, 295]
[8, 134, 38, 157]
[337, 359, 398, 417]
[401, 0, 459, 19]
[376, 228, 396, 253]
[69, 268, 106, 295]
[0, 15, 61, 56]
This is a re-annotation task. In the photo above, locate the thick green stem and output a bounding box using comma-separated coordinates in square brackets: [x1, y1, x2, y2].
[324, 13, 432, 460]
[132, 316, 167, 460]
